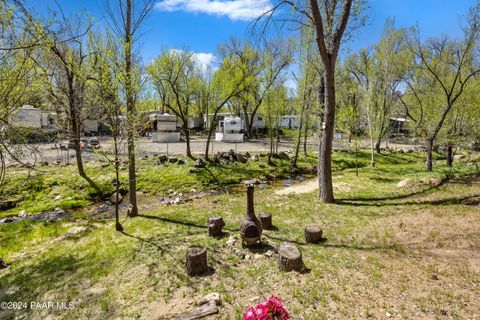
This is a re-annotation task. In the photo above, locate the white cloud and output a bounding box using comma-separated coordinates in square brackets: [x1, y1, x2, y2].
[155, 0, 272, 21]
[193, 52, 216, 70]
[168, 49, 217, 72]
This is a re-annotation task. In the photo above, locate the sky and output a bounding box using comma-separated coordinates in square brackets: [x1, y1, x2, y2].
[24, 0, 479, 68]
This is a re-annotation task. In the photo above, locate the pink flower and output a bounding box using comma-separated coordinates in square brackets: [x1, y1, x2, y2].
[244, 307, 257, 320]
[244, 295, 289, 320]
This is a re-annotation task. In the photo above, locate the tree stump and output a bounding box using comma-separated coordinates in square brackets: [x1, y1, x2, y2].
[304, 225, 323, 244]
[278, 242, 303, 272]
[259, 212, 272, 230]
[186, 246, 208, 276]
[207, 217, 225, 237]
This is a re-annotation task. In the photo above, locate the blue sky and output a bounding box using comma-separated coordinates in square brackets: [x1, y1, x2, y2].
[25, 0, 478, 67]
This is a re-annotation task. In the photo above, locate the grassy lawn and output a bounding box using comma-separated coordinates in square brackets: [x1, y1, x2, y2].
[1, 150, 479, 319]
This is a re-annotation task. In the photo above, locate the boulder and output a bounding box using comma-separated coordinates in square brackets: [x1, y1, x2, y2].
[0, 258, 8, 269]
[277, 152, 290, 160]
[396, 178, 412, 188]
[110, 193, 123, 204]
[198, 292, 221, 306]
[193, 158, 206, 168]
[168, 156, 178, 163]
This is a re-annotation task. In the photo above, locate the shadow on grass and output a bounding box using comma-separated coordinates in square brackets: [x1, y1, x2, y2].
[137, 214, 240, 232]
[337, 177, 450, 203]
[336, 173, 480, 207]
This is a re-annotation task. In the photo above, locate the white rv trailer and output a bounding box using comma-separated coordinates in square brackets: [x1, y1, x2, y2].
[9, 105, 57, 129]
[215, 116, 244, 143]
[150, 112, 181, 143]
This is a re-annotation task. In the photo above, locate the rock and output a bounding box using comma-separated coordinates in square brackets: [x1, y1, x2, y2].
[168, 156, 178, 163]
[237, 153, 248, 163]
[453, 155, 465, 161]
[173, 197, 182, 205]
[18, 210, 27, 218]
[110, 193, 123, 204]
[198, 292, 221, 306]
[0, 258, 8, 269]
[254, 254, 263, 260]
[251, 154, 260, 161]
[177, 159, 186, 165]
[244, 254, 251, 260]
[234, 248, 246, 259]
[158, 155, 168, 163]
[265, 250, 274, 258]
[277, 151, 290, 160]
[226, 236, 237, 246]
[278, 242, 304, 272]
[396, 178, 412, 188]
[304, 225, 323, 244]
[193, 158, 206, 168]
[65, 226, 87, 236]
[54, 195, 63, 200]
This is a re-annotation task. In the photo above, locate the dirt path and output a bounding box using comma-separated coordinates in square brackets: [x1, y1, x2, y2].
[275, 178, 351, 195]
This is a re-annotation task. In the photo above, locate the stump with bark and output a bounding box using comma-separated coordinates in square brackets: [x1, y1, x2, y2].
[259, 212, 272, 230]
[207, 216, 225, 237]
[304, 225, 323, 244]
[277, 242, 303, 272]
[186, 246, 208, 276]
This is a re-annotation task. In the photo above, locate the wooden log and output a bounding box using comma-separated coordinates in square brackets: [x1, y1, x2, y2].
[304, 225, 323, 244]
[259, 212, 272, 230]
[277, 242, 303, 272]
[186, 246, 207, 276]
[207, 216, 225, 237]
[173, 301, 219, 320]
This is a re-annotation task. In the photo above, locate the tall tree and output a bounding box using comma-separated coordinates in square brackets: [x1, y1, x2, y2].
[105, 0, 154, 216]
[310, 0, 354, 202]
[147, 49, 200, 159]
[406, 2, 480, 171]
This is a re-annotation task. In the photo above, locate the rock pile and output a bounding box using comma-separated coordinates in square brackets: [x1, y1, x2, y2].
[213, 149, 250, 164]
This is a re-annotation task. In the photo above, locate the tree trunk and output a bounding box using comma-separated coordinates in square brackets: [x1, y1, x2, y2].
[303, 112, 309, 157]
[114, 135, 123, 232]
[125, 0, 138, 217]
[446, 144, 453, 168]
[426, 139, 434, 172]
[318, 72, 334, 203]
[184, 124, 195, 159]
[242, 104, 250, 139]
[205, 111, 219, 161]
[375, 137, 382, 154]
[291, 105, 304, 168]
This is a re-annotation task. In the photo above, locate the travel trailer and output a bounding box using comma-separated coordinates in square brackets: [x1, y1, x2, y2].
[9, 105, 57, 129]
[215, 116, 244, 142]
[280, 115, 300, 129]
[149, 112, 181, 143]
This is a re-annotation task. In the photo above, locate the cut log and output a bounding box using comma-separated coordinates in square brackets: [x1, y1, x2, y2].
[304, 225, 323, 244]
[278, 242, 303, 272]
[259, 212, 272, 230]
[173, 301, 219, 320]
[186, 246, 208, 276]
[207, 216, 225, 237]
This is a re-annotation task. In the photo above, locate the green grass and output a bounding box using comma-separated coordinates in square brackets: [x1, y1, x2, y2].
[1, 150, 479, 319]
